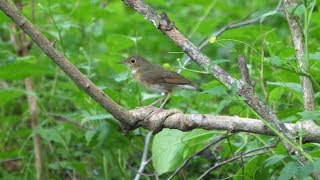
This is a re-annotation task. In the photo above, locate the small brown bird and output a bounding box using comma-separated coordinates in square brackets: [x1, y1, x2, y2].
[119, 56, 202, 108]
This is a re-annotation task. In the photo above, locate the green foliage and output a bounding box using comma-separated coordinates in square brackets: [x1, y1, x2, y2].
[0, 54, 52, 80]
[0, 89, 25, 106]
[277, 160, 320, 180]
[1, 0, 320, 179]
[152, 129, 216, 175]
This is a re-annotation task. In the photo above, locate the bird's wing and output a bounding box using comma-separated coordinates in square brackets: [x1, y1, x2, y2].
[144, 65, 193, 85]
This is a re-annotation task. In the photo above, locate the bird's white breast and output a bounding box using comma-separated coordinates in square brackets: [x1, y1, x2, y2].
[132, 68, 138, 75]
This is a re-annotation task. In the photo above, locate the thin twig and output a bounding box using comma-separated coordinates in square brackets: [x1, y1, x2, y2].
[0, 157, 23, 164]
[260, 33, 268, 99]
[197, 141, 279, 179]
[134, 132, 153, 180]
[128, 165, 156, 177]
[241, 153, 244, 180]
[168, 132, 233, 180]
[48, 113, 95, 130]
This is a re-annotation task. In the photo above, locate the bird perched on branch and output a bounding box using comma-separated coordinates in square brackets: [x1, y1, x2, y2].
[119, 56, 202, 109]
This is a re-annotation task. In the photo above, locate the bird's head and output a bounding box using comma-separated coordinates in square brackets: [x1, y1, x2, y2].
[119, 56, 151, 69]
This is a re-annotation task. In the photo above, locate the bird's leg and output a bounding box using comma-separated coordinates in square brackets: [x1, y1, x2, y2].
[159, 92, 171, 109]
[148, 96, 164, 106]
[145, 92, 171, 121]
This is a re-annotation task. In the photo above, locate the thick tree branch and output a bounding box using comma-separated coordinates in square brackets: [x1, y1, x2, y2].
[121, 0, 302, 156]
[130, 107, 320, 143]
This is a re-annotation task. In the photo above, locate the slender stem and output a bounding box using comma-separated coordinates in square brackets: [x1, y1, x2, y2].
[197, 142, 278, 179]
[134, 132, 153, 180]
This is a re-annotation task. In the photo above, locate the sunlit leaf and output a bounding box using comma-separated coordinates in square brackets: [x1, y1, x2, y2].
[152, 129, 215, 175]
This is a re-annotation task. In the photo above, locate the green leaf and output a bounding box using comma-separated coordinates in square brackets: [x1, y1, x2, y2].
[268, 87, 286, 103]
[152, 129, 215, 175]
[297, 111, 320, 120]
[0, 89, 24, 107]
[234, 155, 269, 180]
[309, 52, 320, 60]
[267, 56, 282, 66]
[296, 163, 314, 179]
[314, 160, 320, 172]
[50, 161, 86, 175]
[0, 50, 17, 65]
[266, 81, 301, 92]
[85, 130, 97, 146]
[210, 59, 230, 66]
[114, 72, 129, 82]
[278, 161, 300, 180]
[105, 34, 134, 52]
[216, 98, 232, 114]
[38, 127, 68, 149]
[206, 59, 230, 72]
[230, 82, 238, 95]
[202, 86, 227, 96]
[264, 154, 287, 167]
[281, 116, 298, 123]
[0, 56, 51, 80]
[288, 3, 304, 18]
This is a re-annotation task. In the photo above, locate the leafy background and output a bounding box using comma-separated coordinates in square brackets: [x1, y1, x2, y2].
[0, 0, 320, 179]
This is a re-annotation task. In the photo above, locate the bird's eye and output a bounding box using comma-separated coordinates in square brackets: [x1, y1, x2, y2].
[130, 59, 136, 63]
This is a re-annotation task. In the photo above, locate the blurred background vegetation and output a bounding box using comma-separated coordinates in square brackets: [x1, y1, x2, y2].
[0, 0, 320, 179]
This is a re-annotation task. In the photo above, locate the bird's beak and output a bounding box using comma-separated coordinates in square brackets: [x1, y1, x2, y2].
[118, 60, 125, 64]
